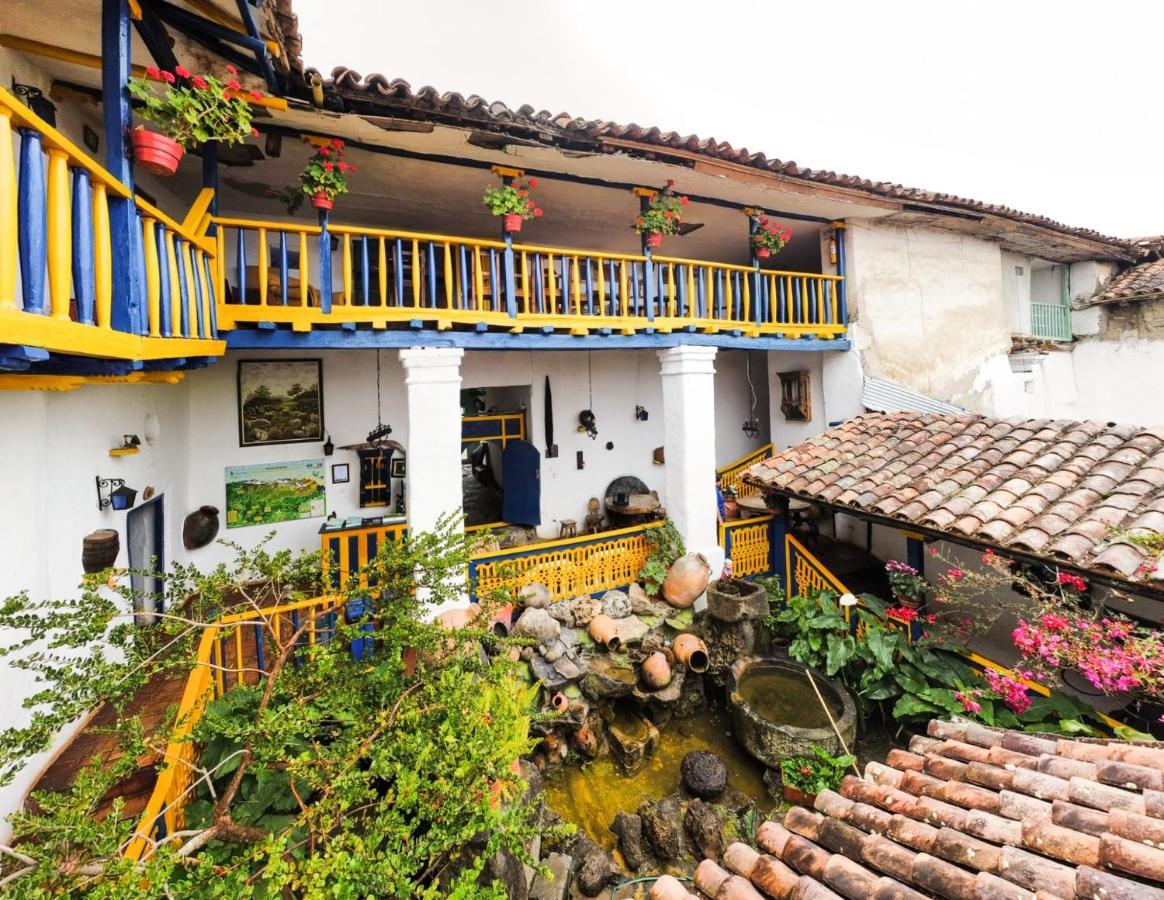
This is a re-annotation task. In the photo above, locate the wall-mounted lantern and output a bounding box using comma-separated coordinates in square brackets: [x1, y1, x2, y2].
[578, 409, 598, 440]
[96, 477, 138, 511]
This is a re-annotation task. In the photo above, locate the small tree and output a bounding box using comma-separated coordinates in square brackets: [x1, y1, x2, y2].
[0, 517, 560, 896]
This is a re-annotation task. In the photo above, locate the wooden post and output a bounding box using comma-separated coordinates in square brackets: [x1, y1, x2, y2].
[102, 0, 145, 334]
[318, 208, 332, 314]
[745, 207, 762, 326]
[833, 221, 848, 325]
[633, 188, 657, 323]
[202, 142, 218, 236]
[769, 500, 789, 591]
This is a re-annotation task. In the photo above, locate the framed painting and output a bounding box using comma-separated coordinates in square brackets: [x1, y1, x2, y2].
[238, 359, 324, 446]
[225, 459, 326, 528]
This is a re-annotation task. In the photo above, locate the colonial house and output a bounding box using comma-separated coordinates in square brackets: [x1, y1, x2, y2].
[0, 0, 1157, 837]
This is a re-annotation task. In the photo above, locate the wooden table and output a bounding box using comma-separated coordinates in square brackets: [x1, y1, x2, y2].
[737, 494, 773, 517]
[606, 493, 661, 525]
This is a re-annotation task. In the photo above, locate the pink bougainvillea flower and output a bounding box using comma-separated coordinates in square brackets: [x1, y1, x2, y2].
[955, 691, 982, 715]
[886, 607, 918, 622]
[1056, 572, 1087, 591]
[946, 568, 965, 580]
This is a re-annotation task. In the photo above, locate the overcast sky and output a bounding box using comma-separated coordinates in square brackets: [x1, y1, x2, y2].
[295, 0, 1161, 240]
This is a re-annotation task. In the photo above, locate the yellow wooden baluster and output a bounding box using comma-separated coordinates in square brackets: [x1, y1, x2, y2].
[142, 217, 161, 336]
[45, 149, 71, 320]
[0, 109, 16, 310]
[411, 240, 421, 308]
[520, 251, 530, 315]
[341, 234, 351, 305]
[572, 256, 581, 317]
[298, 232, 310, 306]
[596, 257, 607, 320]
[443, 242, 453, 309]
[473, 245, 484, 311]
[378, 237, 387, 305]
[91, 182, 111, 328]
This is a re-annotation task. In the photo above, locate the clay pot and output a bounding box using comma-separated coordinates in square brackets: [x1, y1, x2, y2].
[311, 191, 333, 211]
[81, 529, 119, 574]
[436, 604, 481, 630]
[644, 231, 664, 249]
[641, 651, 672, 690]
[756, 247, 771, 260]
[182, 505, 220, 550]
[131, 129, 183, 176]
[588, 613, 622, 651]
[550, 691, 569, 714]
[724, 495, 739, 518]
[503, 213, 523, 233]
[662, 553, 711, 608]
[673, 633, 709, 673]
[782, 784, 816, 808]
[490, 603, 516, 637]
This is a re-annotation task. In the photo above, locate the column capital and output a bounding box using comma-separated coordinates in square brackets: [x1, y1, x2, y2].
[657, 345, 717, 377]
[399, 347, 464, 385]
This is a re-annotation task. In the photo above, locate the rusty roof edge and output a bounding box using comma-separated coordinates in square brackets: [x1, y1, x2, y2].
[291, 67, 1139, 257]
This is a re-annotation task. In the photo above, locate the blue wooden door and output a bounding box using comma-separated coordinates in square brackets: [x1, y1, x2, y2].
[502, 439, 541, 526]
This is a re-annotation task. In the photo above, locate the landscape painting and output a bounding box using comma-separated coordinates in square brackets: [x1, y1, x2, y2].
[238, 359, 324, 446]
[225, 459, 326, 528]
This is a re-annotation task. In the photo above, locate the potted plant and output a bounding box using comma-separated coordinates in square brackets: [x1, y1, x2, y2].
[634, 180, 689, 248]
[885, 560, 926, 609]
[752, 217, 792, 260]
[482, 178, 542, 233]
[127, 64, 260, 176]
[298, 139, 355, 211]
[722, 485, 739, 519]
[779, 745, 856, 806]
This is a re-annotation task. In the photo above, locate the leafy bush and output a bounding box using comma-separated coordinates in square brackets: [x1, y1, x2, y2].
[129, 64, 259, 149]
[780, 746, 855, 796]
[639, 518, 686, 596]
[634, 181, 689, 237]
[482, 179, 543, 220]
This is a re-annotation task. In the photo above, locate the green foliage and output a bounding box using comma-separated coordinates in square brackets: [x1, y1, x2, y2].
[128, 66, 257, 149]
[638, 518, 686, 596]
[0, 516, 563, 897]
[766, 589, 1107, 737]
[633, 182, 689, 236]
[780, 746, 856, 796]
[482, 179, 542, 219]
[296, 139, 354, 203]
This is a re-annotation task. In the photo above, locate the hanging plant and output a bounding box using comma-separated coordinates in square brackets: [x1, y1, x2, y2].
[752, 216, 792, 260]
[296, 139, 355, 211]
[482, 178, 542, 233]
[127, 63, 260, 176]
[634, 180, 689, 248]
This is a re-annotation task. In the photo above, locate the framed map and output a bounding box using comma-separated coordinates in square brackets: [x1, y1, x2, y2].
[225, 459, 326, 528]
[238, 359, 324, 447]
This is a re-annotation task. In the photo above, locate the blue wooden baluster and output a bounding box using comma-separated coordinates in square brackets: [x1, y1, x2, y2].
[585, 258, 594, 316]
[777, 276, 787, 324]
[203, 253, 218, 337]
[715, 269, 725, 321]
[458, 244, 469, 310]
[360, 235, 370, 306]
[534, 253, 544, 314]
[318, 212, 332, 314]
[393, 238, 404, 307]
[235, 228, 247, 305]
[72, 168, 95, 325]
[157, 224, 171, 337]
[809, 279, 818, 324]
[695, 268, 706, 319]
[254, 622, 266, 674]
[279, 232, 288, 305]
[631, 262, 641, 319]
[426, 242, 437, 308]
[793, 278, 802, 324]
[676, 264, 688, 319]
[17, 129, 47, 314]
[489, 248, 500, 312]
[190, 244, 206, 337]
[175, 237, 190, 337]
[132, 209, 148, 334]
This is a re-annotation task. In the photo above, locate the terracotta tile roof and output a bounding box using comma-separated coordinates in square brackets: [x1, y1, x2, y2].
[744, 413, 1164, 590]
[694, 719, 1164, 900]
[289, 68, 1136, 256]
[1078, 258, 1164, 309]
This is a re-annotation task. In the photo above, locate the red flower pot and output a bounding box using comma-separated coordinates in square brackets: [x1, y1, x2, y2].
[131, 129, 183, 176]
[311, 191, 334, 211]
[756, 247, 771, 259]
[503, 213, 523, 233]
[645, 232, 664, 249]
[783, 784, 817, 807]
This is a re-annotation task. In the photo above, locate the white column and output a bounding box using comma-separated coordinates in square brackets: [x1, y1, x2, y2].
[658, 345, 724, 579]
[400, 347, 465, 614]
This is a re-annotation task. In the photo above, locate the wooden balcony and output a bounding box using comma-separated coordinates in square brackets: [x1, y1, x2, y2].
[0, 87, 225, 371]
[214, 217, 847, 341]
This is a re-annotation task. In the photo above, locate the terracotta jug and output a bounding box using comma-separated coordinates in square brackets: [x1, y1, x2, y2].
[673, 633, 709, 673]
[588, 614, 622, 650]
[662, 552, 711, 608]
[641, 651, 672, 690]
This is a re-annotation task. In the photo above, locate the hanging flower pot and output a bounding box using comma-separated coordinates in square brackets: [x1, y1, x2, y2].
[311, 191, 334, 211]
[751, 217, 792, 260]
[132, 128, 184, 176]
[644, 231, 664, 249]
[503, 213, 523, 233]
[484, 179, 542, 233]
[756, 247, 771, 260]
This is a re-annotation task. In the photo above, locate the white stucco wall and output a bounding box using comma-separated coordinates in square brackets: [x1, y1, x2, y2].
[713, 350, 770, 466]
[846, 220, 1016, 413]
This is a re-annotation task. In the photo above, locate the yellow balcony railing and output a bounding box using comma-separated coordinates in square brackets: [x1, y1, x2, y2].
[717, 443, 773, 499]
[0, 87, 225, 364]
[213, 216, 846, 339]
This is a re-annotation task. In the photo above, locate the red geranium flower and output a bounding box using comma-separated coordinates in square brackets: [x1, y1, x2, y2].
[174, 65, 191, 79]
[331, 138, 344, 148]
[666, 179, 675, 186]
[226, 64, 237, 75]
[251, 128, 258, 137]
[161, 71, 175, 84]
[324, 162, 334, 172]
[534, 208, 543, 217]
[191, 76, 208, 90]
[348, 165, 356, 172]
[528, 177, 537, 187]
[680, 196, 689, 205]
[228, 79, 241, 91]
[250, 90, 263, 101]
[146, 66, 161, 79]
[319, 146, 331, 156]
